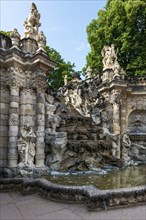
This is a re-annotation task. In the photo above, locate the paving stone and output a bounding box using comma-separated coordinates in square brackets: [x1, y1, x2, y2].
[1, 203, 24, 220]
[0, 193, 13, 205]
[1, 193, 146, 220]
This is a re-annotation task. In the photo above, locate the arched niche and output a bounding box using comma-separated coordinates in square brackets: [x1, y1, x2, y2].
[128, 110, 146, 134]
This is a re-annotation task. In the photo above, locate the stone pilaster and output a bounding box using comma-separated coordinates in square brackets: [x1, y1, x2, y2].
[113, 102, 120, 134]
[111, 90, 121, 159]
[120, 95, 127, 134]
[8, 86, 19, 167]
[35, 89, 46, 167]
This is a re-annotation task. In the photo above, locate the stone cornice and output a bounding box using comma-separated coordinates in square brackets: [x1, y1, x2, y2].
[0, 47, 56, 72]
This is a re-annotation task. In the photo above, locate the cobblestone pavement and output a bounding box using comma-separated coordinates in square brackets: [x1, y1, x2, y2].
[0, 192, 146, 220]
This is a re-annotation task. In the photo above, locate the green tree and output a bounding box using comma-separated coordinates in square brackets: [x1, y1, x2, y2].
[0, 30, 11, 37]
[86, 0, 146, 76]
[45, 46, 75, 89]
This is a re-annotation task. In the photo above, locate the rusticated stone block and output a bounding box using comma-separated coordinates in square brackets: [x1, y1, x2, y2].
[0, 114, 9, 125]
[10, 102, 19, 108]
[10, 95, 19, 103]
[20, 104, 36, 115]
[9, 114, 19, 126]
[8, 142, 17, 149]
[20, 116, 36, 126]
[0, 103, 9, 114]
[0, 125, 8, 133]
[0, 159, 7, 167]
[0, 137, 8, 148]
[9, 107, 19, 114]
[0, 96, 10, 103]
[8, 130, 19, 137]
[0, 148, 8, 160]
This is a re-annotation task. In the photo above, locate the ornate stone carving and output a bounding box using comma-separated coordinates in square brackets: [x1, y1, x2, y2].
[17, 123, 36, 168]
[37, 31, 46, 51]
[110, 90, 121, 104]
[10, 28, 21, 48]
[122, 133, 131, 161]
[128, 110, 146, 134]
[24, 3, 41, 40]
[9, 114, 19, 126]
[101, 44, 125, 80]
[101, 44, 117, 71]
[86, 66, 92, 79]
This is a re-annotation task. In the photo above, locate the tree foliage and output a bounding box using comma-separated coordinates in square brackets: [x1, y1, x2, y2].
[45, 46, 76, 89]
[86, 0, 146, 76]
[0, 30, 11, 37]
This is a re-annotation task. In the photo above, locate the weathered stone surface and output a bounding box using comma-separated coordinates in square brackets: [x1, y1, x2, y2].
[0, 3, 146, 171]
[0, 178, 146, 211]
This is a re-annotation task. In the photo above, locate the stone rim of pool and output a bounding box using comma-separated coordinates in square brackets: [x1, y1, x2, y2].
[1, 166, 146, 211]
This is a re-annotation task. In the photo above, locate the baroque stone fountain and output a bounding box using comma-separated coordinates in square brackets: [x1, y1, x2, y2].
[0, 3, 146, 211]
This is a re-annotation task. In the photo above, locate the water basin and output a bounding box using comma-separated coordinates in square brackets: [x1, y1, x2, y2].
[46, 165, 146, 190]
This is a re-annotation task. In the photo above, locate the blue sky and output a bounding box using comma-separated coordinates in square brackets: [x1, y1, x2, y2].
[1, 0, 107, 71]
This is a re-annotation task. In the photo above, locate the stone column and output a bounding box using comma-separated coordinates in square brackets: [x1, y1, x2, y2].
[120, 95, 127, 134]
[8, 86, 19, 167]
[111, 90, 121, 159]
[35, 89, 46, 167]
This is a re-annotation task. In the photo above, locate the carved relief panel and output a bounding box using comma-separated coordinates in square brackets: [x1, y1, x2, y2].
[128, 110, 146, 133]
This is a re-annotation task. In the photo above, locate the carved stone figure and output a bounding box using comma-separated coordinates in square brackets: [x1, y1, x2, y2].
[24, 3, 41, 40]
[101, 44, 117, 71]
[122, 133, 131, 160]
[86, 66, 92, 79]
[10, 28, 21, 47]
[17, 123, 36, 168]
[129, 143, 146, 161]
[37, 31, 46, 51]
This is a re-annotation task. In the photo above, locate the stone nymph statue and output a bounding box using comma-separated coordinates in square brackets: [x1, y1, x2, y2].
[17, 123, 36, 168]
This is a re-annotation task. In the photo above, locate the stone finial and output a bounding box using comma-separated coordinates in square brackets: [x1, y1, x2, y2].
[37, 31, 46, 52]
[64, 75, 68, 86]
[10, 28, 21, 48]
[23, 2, 41, 40]
[86, 66, 92, 79]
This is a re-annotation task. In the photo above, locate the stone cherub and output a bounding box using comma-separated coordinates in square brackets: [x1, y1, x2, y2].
[17, 123, 36, 168]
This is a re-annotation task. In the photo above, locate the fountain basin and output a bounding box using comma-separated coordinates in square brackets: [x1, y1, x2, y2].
[0, 165, 146, 211]
[46, 165, 146, 190]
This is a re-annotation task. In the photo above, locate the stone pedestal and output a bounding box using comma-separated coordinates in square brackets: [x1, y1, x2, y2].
[21, 38, 38, 54]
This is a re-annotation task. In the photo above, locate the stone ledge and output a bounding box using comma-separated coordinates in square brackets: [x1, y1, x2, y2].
[0, 178, 146, 211]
